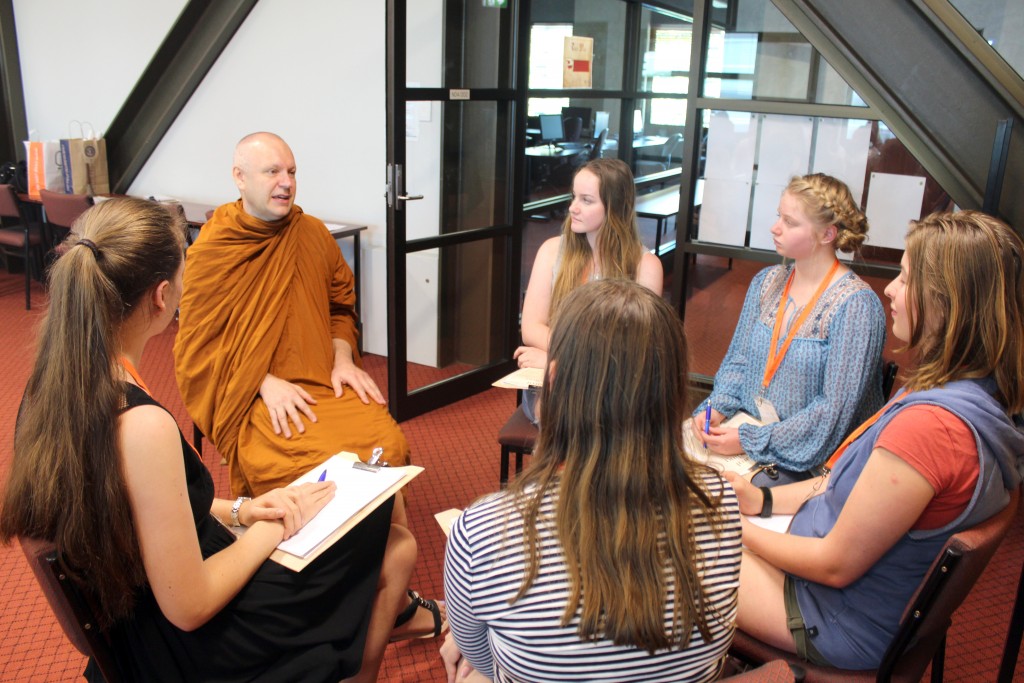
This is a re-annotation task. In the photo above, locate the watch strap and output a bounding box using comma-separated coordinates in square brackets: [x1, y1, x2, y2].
[758, 487, 773, 518]
[231, 496, 251, 527]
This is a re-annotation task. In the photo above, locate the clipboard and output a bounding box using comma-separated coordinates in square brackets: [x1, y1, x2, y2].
[492, 367, 544, 390]
[683, 411, 763, 476]
[234, 451, 423, 572]
[434, 508, 462, 539]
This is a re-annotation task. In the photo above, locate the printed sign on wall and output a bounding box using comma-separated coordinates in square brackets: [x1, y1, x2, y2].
[563, 36, 593, 89]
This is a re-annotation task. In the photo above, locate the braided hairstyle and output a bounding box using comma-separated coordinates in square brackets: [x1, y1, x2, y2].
[785, 173, 869, 255]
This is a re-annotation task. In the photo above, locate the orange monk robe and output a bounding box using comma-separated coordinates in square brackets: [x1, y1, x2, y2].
[174, 201, 409, 497]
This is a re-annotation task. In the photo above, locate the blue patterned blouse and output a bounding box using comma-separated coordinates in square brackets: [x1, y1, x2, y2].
[695, 264, 886, 471]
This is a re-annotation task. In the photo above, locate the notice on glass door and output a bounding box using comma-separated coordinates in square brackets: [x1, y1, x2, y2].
[563, 36, 593, 89]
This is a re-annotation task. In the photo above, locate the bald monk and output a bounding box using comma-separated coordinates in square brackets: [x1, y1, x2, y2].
[175, 132, 442, 640]
[176, 132, 409, 498]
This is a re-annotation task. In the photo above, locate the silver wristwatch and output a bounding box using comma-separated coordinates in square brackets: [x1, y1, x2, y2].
[231, 496, 251, 527]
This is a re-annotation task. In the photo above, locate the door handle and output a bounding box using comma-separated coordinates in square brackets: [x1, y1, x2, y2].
[397, 194, 424, 201]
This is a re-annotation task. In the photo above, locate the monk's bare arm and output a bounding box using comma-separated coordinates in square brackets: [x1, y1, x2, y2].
[259, 373, 318, 438]
[332, 339, 386, 405]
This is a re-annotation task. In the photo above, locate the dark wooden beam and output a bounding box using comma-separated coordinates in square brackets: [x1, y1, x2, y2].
[106, 0, 258, 193]
[0, 0, 27, 163]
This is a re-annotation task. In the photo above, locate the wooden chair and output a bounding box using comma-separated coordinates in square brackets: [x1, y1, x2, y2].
[729, 486, 1021, 683]
[19, 537, 125, 683]
[38, 189, 93, 256]
[881, 360, 899, 399]
[497, 395, 536, 487]
[0, 184, 44, 309]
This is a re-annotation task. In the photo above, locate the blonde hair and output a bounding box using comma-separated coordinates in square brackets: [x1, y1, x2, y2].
[509, 279, 728, 652]
[550, 158, 644, 317]
[901, 210, 1024, 412]
[786, 173, 868, 254]
[0, 198, 187, 626]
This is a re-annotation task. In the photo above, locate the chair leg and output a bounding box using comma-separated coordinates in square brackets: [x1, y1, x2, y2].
[24, 236, 31, 310]
[930, 634, 946, 683]
[998, 561, 1024, 683]
[500, 446, 510, 488]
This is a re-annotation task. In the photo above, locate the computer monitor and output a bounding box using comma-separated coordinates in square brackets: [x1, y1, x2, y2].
[593, 111, 610, 138]
[538, 114, 564, 145]
[561, 106, 593, 131]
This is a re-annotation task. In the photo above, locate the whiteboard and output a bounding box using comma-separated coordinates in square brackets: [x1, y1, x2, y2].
[705, 111, 756, 181]
[757, 114, 813, 185]
[698, 178, 752, 246]
[749, 182, 786, 251]
[865, 173, 926, 250]
[812, 118, 872, 204]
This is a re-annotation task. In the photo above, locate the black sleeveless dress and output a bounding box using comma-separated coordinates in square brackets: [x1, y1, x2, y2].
[86, 384, 392, 682]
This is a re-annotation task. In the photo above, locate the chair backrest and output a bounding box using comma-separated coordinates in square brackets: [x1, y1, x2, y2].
[39, 189, 93, 230]
[880, 485, 1021, 681]
[0, 183, 23, 220]
[588, 128, 608, 161]
[882, 360, 899, 399]
[563, 116, 583, 142]
[19, 537, 125, 682]
[662, 133, 684, 165]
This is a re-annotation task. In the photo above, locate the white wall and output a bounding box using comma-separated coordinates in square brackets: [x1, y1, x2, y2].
[14, 0, 186, 140]
[13, 0, 391, 353]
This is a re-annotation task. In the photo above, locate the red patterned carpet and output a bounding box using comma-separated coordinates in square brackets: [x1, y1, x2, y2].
[0, 266, 1021, 682]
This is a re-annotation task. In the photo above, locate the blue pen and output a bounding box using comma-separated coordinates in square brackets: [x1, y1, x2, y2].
[317, 469, 327, 482]
[703, 403, 712, 450]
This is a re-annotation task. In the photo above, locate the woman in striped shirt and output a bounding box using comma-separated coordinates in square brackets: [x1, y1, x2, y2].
[442, 279, 742, 682]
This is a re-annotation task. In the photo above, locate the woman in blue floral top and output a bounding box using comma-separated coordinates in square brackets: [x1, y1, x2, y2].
[691, 173, 886, 483]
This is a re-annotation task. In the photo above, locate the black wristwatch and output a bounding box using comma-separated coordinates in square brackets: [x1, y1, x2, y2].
[758, 486, 773, 518]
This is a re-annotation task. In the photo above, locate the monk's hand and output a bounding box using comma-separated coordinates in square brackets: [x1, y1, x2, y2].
[248, 481, 335, 540]
[259, 373, 318, 439]
[331, 360, 386, 405]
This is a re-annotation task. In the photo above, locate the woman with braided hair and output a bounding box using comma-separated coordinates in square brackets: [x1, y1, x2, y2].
[691, 173, 886, 484]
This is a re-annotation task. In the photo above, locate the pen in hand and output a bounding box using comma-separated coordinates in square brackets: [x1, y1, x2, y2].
[317, 469, 327, 482]
[703, 403, 712, 450]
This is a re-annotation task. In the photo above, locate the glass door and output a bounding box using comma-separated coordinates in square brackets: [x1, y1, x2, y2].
[385, 0, 525, 421]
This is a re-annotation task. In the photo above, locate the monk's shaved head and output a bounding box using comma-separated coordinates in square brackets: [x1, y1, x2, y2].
[234, 132, 290, 172]
[232, 132, 297, 222]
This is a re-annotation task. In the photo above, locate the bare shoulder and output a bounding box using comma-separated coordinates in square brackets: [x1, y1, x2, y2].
[119, 404, 180, 455]
[637, 251, 664, 295]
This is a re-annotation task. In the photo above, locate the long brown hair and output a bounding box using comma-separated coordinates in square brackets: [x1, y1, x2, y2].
[509, 279, 728, 652]
[901, 210, 1024, 412]
[0, 198, 186, 626]
[549, 158, 644, 316]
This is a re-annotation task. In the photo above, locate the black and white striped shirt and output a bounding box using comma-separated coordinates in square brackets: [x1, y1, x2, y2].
[444, 472, 741, 683]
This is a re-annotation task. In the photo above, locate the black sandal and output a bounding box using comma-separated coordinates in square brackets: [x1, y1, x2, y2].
[390, 589, 447, 642]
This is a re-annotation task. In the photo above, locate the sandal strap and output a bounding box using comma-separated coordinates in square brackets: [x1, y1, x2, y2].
[393, 589, 421, 628]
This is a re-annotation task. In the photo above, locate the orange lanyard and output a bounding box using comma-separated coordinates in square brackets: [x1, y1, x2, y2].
[120, 356, 152, 395]
[761, 259, 840, 390]
[120, 355, 202, 459]
[825, 388, 909, 470]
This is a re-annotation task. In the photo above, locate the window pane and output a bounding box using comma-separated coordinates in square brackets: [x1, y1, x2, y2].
[407, 0, 513, 89]
[525, 97, 621, 203]
[406, 100, 511, 237]
[639, 6, 694, 95]
[529, 0, 627, 90]
[950, 0, 1024, 79]
[703, 0, 865, 106]
[406, 239, 509, 392]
